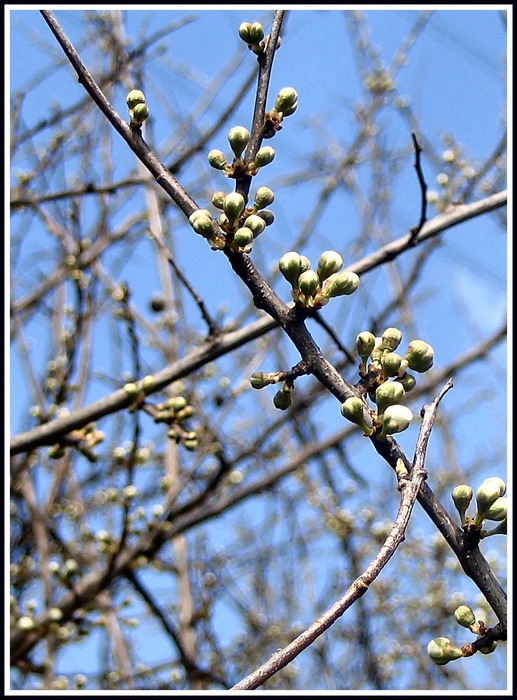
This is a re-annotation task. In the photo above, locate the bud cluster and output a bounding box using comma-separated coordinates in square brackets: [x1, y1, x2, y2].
[427, 604, 497, 666]
[49, 422, 105, 463]
[263, 87, 299, 138]
[278, 250, 360, 310]
[339, 328, 435, 440]
[206, 125, 277, 181]
[238, 21, 266, 54]
[451, 477, 507, 537]
[152, 395, 199, 451]
[126, 89, 149, 127]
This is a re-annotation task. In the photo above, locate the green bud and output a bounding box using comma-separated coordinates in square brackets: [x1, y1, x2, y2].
[340, 397, 373, 435]
[250, 372, 276, 389]
[48, 444, 65, 460]
[273, 388, 291, 410]
[356, 331, 376, 361]
[476, 478, 505, 517]
[254, 186, 275, 210]
[253, 146, 276, 168]
[278, 252, 311, 288]
[480, 519, 507, 538]
[243, 214, 266, 237]
[228, 126, 250, 158]
[211, 191, 226, 209]
[321, 271, 360, 298]
[381, 404, 413, 436]
[483, 496, 508, 522]
[207, 150, 228, 170]
[248, 22, 265, 45]
[191, 215, 214, 238]
[480, 477, 506, 497]
[297, 269, 321, 297]
[427, 637, 464, 665]
[275, 87, 298, 114]
[398, 373, 416, 392]
[166, 396, 188, 412]
[132, 103, 149, 123]
[381, 328, 402, 352]
[453, 605, 476, 629]
[381, 352, 402, 377]
[316, 251, 344, 281]
[452, 484, 473, 524]
[375, 381, 405, 415]
[238, 22, 253, 42]
[233, 227, 254, 249]
[223, 192, 246, 225]
[258, 210, 275, 226]
[189, 209, 212, 225]
[126, 90, 146, 109]
[405, 340, 434, 373]
[479, 641, 497, 655]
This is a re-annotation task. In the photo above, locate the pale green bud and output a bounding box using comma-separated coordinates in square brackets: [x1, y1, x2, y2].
[189, 209, 212, 225]
[17, 616, 36, 631]
[476, 478, 505, 516]
[228, 126, 250, 158]
[126, 90, 146, 109]
[258, 210, 275, 226]
[452, 484, 473, 524]
[405, 340, 434, 373]
[281, 101, 298, 118]
[238, 22, 253, 42]
[375, 381, 405, 415]
[453, 605, 476, 628]
[356, 332, 376, 361]
[381, 328, 402, 352]
[298, 269, 321, 297]
[483, 496, 508, 522]
[479, 641, 497, 655]
[248, 22, 265, 45]
[381, 352, 402, 377]
[316, 250, 344, 282]
[254, 186, 275, 210]
[278, 252, 311, 288]
[480, 477, 506, 497]
[223, 192, 246, 225]
[132, 103, 149, 123]
[480, 519, 507, 538]
[243, 214, 266, 237]
[398, 373, 416, 392]
[381, 404, 413, 436]
[165, 396, 188, 412]
[253, 146, 275, 168]
[275, 87, 298, 114]
[191, 215, 214, 238]
[340, 397, 373, 435]
[321, 271, 360, 298]
[207, 150, 228, 170]
[211, 191, 226, 209]
[427, 637, 464, 665]
[233, 227, 254, 249]
[250, 372, 276, 389]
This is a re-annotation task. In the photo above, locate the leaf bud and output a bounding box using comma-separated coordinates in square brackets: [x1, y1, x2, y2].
[233, 227, 254, 249]
[166, 396, 188, 412]
[375, 380, 405, 415]
[254, 186, 275, 210]
[228, 126, 250, 158]
[476, 478, 506, 517]
[405, 340, 434, 373]
[380, 404, 413, 437]
[381, 327, 402, 352]
[126, 90, 146, 109]
[316, 250, 344, 282]
[275, 87, 298, 114]
[250, 372, 276, 389]
[243, 214, 266, 237]
[340, 397, 373, 435]
[483, 496, 507, 522]
[278, 252, 311, 288]
[238, 22, 253, 42]
[207, 149, 228, 170]
[258, 210, 275, 226]
[211, 191, 226, 209]
[253, 146, 276, 168]
[480, 476, 506, 497]
[381, 352, 402, 377]
[189, 209, 212, 225]
[132, 102, 149, 124]
[273, 387, 291, 410]
[248, 22, 265, 45]
[223, 192, 246, 225]
[453, 605, 476, 629]
[452, 484, 473, 524]
[297, 269, 321, 297]
[191, 215, 215, 239]
[398, 373, 416, 392]
[321, 271, 359, 298]
[356, 331, 376, 361]
[427, 637, 464, 665]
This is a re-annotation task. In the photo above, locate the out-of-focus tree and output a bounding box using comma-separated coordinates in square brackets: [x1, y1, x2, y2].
[9, 8, 507, 692]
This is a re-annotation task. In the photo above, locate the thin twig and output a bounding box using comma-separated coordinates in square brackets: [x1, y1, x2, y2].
[410, 132, 428, 240]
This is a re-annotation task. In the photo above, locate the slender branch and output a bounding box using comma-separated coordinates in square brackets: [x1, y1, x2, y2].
[230, 381, 451, 690]
[409, 132, 428, 239]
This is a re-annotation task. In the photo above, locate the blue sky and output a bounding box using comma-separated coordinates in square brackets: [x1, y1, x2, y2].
[8, 5, 509, 691]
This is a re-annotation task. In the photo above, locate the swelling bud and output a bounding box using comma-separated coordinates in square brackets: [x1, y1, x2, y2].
[427, 637, 464, 665]
[405, 340, 434, 373]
